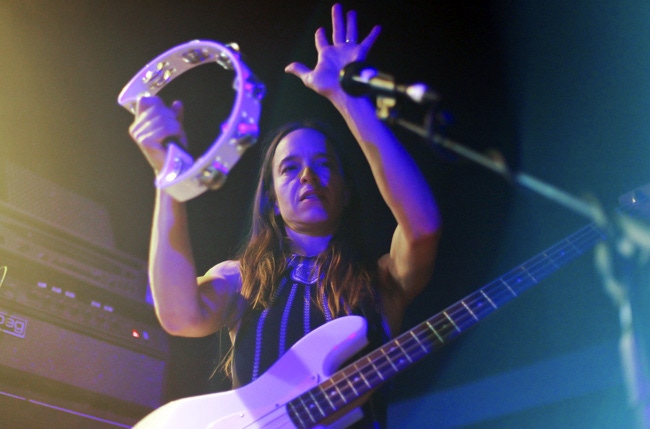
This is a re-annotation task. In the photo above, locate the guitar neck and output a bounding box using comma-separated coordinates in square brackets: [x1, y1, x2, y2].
[286, 222, 606, 428]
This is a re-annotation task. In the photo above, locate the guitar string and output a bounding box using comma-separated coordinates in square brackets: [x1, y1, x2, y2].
[289, 223, 606, 421]
[442, 223, 604, 336]
[293, 220, 609, 422]
[293, 203, 650, 422]
[256, 409, 301, 429]
[290, 224, 605, 423]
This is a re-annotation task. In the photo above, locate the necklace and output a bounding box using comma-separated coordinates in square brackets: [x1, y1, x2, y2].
[250, 255, 328, 382]
[289, 255, 319, 285]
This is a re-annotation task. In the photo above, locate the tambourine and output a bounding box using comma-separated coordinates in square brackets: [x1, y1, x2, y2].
[118, 40, 265, 202]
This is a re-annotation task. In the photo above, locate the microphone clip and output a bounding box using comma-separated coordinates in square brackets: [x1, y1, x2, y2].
[340, 61, 440, 107]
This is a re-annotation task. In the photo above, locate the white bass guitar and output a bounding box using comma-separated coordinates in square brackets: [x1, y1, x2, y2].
[135, 206, 621, 428]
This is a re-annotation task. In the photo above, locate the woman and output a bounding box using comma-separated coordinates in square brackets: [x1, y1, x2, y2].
[129, 4, 441, 427]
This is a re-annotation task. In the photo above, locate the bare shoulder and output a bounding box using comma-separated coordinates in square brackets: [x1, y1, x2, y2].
[199, 260, 246, 333]
[200, 259, 242, 292]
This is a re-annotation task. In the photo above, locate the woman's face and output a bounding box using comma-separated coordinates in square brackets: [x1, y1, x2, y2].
[271, 128, 348, 236]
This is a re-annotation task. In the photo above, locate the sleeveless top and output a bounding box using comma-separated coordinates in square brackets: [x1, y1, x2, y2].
[231, 254, 390, 428]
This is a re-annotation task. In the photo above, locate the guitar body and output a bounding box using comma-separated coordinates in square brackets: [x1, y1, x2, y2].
[134, 316, 369, 429]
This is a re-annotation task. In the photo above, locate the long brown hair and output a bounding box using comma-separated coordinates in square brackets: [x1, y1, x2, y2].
[215, 120, 378, 382]
[238, 120, 376, 317]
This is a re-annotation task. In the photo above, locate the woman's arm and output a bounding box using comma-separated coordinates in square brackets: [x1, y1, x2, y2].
[130, 96, 241, 337]
[285, 4, 441, 331]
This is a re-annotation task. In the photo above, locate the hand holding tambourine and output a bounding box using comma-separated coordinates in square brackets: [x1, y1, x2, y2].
[129, 96, 187, 176]
[118, 40, 265, 202]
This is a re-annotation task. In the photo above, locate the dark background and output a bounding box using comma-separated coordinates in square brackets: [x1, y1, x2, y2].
[2, 1, 650, 427]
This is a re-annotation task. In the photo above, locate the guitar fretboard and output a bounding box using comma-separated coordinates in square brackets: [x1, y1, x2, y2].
[286, 221, 607, 428]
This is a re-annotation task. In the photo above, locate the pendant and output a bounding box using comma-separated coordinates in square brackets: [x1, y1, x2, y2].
[290, 257, 318, 284]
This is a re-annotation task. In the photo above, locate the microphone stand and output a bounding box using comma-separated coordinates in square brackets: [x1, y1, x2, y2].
[376, 96, 602, 221]
[596, 189, 650, 429]
[375, 94, 650, 427]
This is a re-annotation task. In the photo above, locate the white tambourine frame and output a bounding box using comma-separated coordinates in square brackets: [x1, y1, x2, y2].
[118, 40, 265, 202]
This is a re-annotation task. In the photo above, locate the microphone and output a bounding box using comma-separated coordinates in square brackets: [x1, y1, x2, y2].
[340, 61, 439, 105]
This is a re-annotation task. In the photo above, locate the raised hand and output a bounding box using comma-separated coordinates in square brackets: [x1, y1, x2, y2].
[285, 3, 380, 101]
[129, 96, 187, 174]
